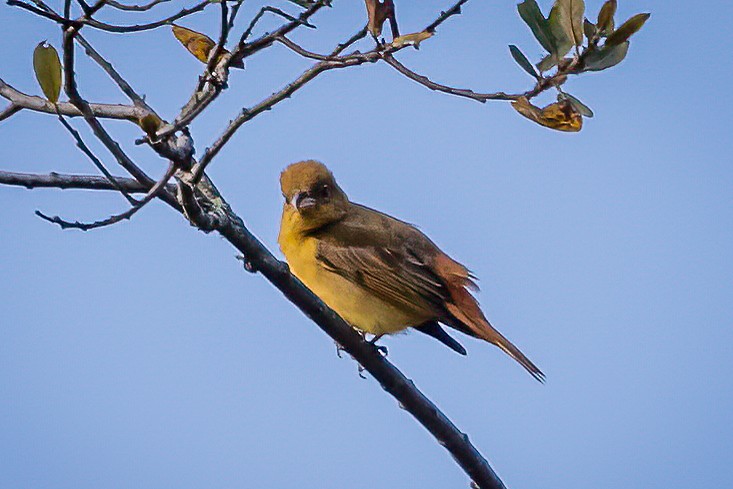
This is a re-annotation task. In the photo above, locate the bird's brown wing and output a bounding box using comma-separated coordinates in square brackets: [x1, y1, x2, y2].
[316, 238, 449, 316]
[311, 205, 451, 315]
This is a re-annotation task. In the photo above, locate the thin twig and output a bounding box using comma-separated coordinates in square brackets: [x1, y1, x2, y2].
[240, 5, 316, 42]
[59, 2, 183, 210]
[149, 0, 330, 144]
[424, 0, 470, 33]
[234, 0, 330, 61]
[76, 33, 149, 108]
[56, 112, 139, 204]
[226, 0, 244, 31]
[61, 17, 157, 187]
[330, 25, 368, 56]
[8, 0, 212, 33]
[105, 0, 170, 11]
[197, 0, 230, 92]
[35, 162, 176, 231]
[384, 55, 518, 102]
[276, 35, 332, 61]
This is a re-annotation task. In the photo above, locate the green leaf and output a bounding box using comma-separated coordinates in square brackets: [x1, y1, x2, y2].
[606, 13, 650, 46]
[583, 18, 597, 41]
[509, 44, 539, 78]
[32, 41, 62, 103]
[596, 0, 617, 36]
[558, 0, 585, 46]
[560, 93, 594, 117]
[517, 0, 556, 54]
[581, 41, 629, 71]
[548, 3, 573, 57]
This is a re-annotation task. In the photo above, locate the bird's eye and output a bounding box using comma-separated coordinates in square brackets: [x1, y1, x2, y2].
[319, 184, 330, 199]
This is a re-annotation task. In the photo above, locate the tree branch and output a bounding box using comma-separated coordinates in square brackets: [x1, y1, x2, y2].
[384, 55, 518, 102]
[0, 170, 176, 194]
[56, 112, 140, 205]
[35, 161, 176, 231]
[105, 0, 170, 12]
[0, 103, 22, 121]
[0, 77, 144, 121]
[240, 5, 316, 43]
[8, 0, 213, 33]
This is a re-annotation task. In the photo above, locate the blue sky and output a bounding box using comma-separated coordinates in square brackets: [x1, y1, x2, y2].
[1, 1, 731, 488]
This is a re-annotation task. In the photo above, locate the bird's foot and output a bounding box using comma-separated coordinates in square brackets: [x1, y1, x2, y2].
[334, 341, 346, 358]
[357, 363, 367, 379]
[368, 334, 388, 357]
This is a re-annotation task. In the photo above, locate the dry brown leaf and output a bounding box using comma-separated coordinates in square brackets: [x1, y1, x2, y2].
[511, 96, 582, 132]
[364, 0, 397, 38]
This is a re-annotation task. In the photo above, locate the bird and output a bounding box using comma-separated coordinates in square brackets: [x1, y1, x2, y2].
[278, 160, 544, 382]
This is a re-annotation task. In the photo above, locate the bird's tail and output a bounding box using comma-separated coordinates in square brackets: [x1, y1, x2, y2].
[434, 253, 545, 382]
[445, 285, 545, 383]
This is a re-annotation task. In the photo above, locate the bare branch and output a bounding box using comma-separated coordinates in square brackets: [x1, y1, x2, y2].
[0, 170, 175, 194]
[8, 0, 212, 33]
[276, 35, 332, 61]
[425, 0, 470, 33]
[234, 0, 330, 62]
[146, 0, 329, 146]
[76, 33, 149, 109]
[61, 20, 166, 189]
[197, 0, 230, 92]
[240, 5, 316, 43]
[226, 0, 244, 31]
[330, 25, 368, 56]
[191, 36, 416, 182]
[105, 0, 170, 12]
[384, 55, 517, 102]
[0, 77, 143, 121]
[0, 103, 22, 121]
[56, 112, 139, 205]
[35, 161, 176, 231]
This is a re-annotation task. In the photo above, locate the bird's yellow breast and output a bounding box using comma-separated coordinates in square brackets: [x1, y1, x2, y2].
[278, 215, 424, 336]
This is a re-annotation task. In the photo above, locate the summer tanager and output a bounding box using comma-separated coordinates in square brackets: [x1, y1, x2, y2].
[278, 160, 544, 382]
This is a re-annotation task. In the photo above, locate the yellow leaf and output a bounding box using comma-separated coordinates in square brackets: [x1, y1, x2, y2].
[138, 112, 163, 137]
[511, 96, 582, 132]
[172, 24, 216, 64]
[33, 41, 62, 104]
[392, 31, 433, 49]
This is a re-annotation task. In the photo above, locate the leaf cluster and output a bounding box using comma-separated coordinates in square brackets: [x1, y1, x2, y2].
[510, 0, 649, 130]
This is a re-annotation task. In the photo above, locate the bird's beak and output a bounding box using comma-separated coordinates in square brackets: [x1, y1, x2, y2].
[292, 192, 317, 211]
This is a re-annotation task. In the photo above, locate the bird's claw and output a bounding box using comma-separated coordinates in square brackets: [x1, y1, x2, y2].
[368, 334, 388, 357]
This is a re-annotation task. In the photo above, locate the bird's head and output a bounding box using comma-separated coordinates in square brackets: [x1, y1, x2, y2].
[280, 160, 348, 231]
